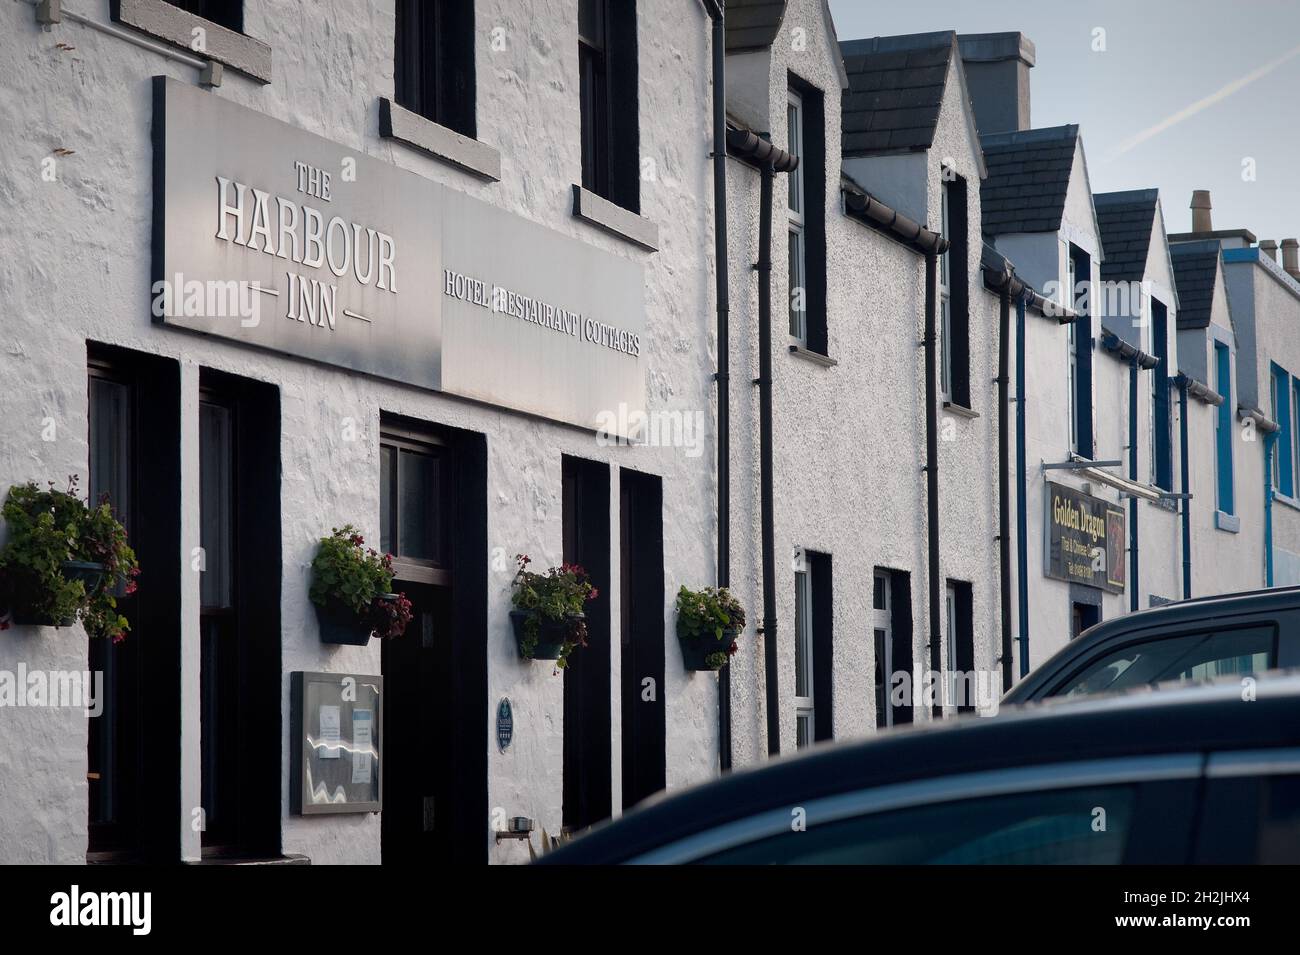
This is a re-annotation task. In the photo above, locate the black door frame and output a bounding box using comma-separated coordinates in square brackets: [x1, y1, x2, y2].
[562, 455, 612, 833]
[379, 413, 487, 864]
[619, 467, 665, 810]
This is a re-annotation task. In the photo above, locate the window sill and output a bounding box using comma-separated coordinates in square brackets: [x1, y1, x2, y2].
[1275, 491, 1300, 513]
[942, 400, 979, 419]
[188, 853, 312, 866]
[110, 0, 272, 83]
[788, 344, 837, 367]
[379, 99, 501, 181]
[571, 185, 658, 251]
[1215, 510, 1241, 533]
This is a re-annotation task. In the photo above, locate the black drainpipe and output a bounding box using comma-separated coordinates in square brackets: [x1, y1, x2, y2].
[923, 250, 941, 719]
[702, 0, 732, 773]
[996, 286, 1013, 691]
[726, 126, 795, 758]
[757, 160, 780, 755]
[1177, 375, 1192, 599]
[1129, 354, 1140, 613]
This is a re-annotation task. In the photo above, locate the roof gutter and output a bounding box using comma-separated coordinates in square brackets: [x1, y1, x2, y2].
[727, 127, 799, 172]
[1100, 330, 1159, 370]
[842, 183, 948, 256]
[1175, 372, 1223, 407]
[981, 258, 1074, 323]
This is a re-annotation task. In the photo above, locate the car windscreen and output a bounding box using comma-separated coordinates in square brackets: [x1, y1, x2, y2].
[1054, 624, 1277, 698]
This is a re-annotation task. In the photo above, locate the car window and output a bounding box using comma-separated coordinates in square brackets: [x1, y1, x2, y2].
[1056, 625, 1276, 698]
[695, 785, 1135, 864]
[1260, 775, 1300, 864]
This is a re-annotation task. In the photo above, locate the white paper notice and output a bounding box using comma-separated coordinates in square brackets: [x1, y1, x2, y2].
[352, 709, 373, 784]
[319, 704, 341, 759]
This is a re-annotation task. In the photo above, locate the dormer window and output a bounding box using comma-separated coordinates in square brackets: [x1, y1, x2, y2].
[940, 175, 970, 408]
[787, 77, 827, 355]
[787, 89, 806, 343]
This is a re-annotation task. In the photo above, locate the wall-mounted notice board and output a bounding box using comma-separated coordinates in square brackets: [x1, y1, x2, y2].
[291, 671, 383, 814]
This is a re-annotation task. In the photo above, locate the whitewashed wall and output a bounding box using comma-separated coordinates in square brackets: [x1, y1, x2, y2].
[726, 0, 1004, 765]
[0, 0, 718, 864]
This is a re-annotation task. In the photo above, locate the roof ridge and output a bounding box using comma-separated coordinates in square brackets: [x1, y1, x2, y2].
[981, 123, 1079, 147]
[1093, 188, 1160, 205]
[840, 30, 956, 55]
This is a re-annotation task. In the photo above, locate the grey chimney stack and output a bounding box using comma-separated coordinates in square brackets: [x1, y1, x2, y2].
[1191, 190, 1213, 233]
[1282, 238, 1300, 279]
[1260, 239, 1279, 262]
[956, 33, 1036, 134]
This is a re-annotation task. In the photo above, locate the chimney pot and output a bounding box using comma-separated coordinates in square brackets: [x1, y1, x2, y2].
[1191, 190, 1213, 233]
[1282, 238, 1300, 279]
[1260, 239, 1279, 262]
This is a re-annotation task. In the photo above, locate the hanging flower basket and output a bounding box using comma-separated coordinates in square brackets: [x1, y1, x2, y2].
[9, 606, 77, 629]
[680, 628, 741, 671]
[309, 527, 412, 645]
[676, 585, 745, 671]
[509, 555, 598, 669]
[510, 609, 585, 660]
[0, 478, 139, 639]
[62, 560, 107, 594]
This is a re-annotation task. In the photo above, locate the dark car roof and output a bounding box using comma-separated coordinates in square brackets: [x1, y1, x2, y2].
[538, 677, 1300, 864]
[1003, 585, 1300, 703]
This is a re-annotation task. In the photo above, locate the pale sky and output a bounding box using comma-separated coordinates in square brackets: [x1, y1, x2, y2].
[827, 0, 1300, 242]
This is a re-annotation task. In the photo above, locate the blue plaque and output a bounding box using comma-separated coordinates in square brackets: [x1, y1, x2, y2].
[496, 698, 514, 752]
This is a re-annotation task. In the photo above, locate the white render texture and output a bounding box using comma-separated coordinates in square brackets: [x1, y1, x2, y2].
[0, 0, 717, 864]
[726, 0, 1005, 765]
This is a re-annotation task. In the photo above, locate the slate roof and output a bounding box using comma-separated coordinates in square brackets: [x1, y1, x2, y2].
[839, 32, 956, 156]
[1170, 240, 1222, 330]
[725, 0, 787, 52]
[1093, 190, 1158, 283]
[979, 125, 1079, 236]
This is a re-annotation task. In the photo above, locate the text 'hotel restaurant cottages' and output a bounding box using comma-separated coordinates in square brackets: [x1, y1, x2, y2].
[0, 0, 1295, 864]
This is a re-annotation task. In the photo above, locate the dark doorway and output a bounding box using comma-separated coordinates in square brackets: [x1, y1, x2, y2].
[197, 368, 281, 858]
[381, 580, 451, 861]
[808, 551, 834, 743]
[86, 344, 182, 862]
[888, 571, 914, 726]
[1071, 601, 1102, 639]
[379, 417, 487, 864]
[562, 456, 612, 833]
[619, 468, 664, 810]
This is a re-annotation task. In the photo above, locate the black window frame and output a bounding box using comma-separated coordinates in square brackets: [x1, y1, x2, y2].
[394, 0, 477, 138]
[1068, 244, 1095, 457]
[946, 578, 975, 714]
[197, 368, 281, 860]
[787, 73, 827, 356]
[380, 424, 451, 587]
[86, 345, 182, 862]
[942, 174, 970, 408]
[1151, 297, 1173, 490]
[579, 0, 640, 213]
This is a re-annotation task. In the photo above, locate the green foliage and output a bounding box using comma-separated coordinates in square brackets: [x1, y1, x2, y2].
[510, 554, 598, 668]
[675, 585, 745, 649]
[0, 478, 140, 640]
[309, 526, 395, 615]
